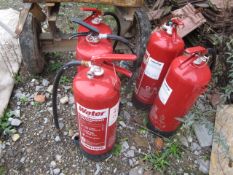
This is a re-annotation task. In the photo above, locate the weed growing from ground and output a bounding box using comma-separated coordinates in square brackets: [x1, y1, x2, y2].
[59, 76, 71, 84]
[143, 140, 181, 172]
[14, 73, 23, 84]
[48, 61, 63, 72]
[0, 109, 12, 135]
[0, 165, 7, 175]
[112, 137, 128, 157]
[112, 143, 122, 157]
[32, 102, 42, 107]
[19, 96, 29, 105]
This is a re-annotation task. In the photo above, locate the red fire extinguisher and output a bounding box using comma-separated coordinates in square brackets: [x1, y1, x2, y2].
[148, 46, 211, 136]
[133, 18, 185, 108]
[52, 54, 136, 160]
[70, 18, 132, 71]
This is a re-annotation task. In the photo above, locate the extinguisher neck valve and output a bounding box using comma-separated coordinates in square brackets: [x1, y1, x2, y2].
[86, 33, 108, 43]
[87, 65, 104, 79]
[86, 34, 100, 43]
[193, 55, 209, 65]
[91, 15, 103, 25]
[162, 24, 173, 35]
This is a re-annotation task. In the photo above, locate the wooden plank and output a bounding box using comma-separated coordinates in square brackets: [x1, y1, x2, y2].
[209, 105, 233, 175]
[46, 3, 56, 6]
[30, 3, 46, 22]
[22, 0, 144, 7]
[41, 38, 77, 52]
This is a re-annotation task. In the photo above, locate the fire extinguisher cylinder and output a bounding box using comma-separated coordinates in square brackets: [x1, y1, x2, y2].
[133, 18, 185, 109]
[148, 46, 211, 137]
[52, 54, 136, 161]
[72, 18, 135, 69]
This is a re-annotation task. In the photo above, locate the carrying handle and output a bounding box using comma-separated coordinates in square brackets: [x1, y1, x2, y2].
[71, 18, 100, 34]
[185, 46, 208, 55]
[102, 62, 133, 77]
[91, 54, 136, 64]
[179, 46, 208, 69]
[91, 54, 137, 77]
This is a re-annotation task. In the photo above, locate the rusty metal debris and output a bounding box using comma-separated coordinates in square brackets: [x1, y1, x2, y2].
[172, 3, 206, 38]
[173, 0, 233, 34]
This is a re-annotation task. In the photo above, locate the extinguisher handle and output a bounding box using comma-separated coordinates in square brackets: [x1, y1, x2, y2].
[185, 46, 208, 55]
[102, 61, 133, 77]
[91, 54, 137, 64]
[71, 18, 100, 34]
[80, 7, 102, 15]
[91, 54, 136, 77]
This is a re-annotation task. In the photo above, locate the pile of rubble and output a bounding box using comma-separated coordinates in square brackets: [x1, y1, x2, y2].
[147, 0, 233, 46]
[174, 0, 233, 34]
[202, 0, 233, 33]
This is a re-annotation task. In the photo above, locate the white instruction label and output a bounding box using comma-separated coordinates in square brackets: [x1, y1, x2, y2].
[108, 101, 120, 126]
[77, 103, 109, 151]
[159, 80, 173, 105]
[145, 58, 164, 80]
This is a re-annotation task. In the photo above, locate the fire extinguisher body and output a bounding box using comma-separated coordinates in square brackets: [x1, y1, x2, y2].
[76, 9, 113, 63]
[73, 67, 120, 158]
[134, 29, 184, 106]
[52, 54, 136, 160]
[148, 49, 211, 136]
[76, 38, 113, 62]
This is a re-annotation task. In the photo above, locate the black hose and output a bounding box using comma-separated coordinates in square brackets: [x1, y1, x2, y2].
[71, 18, 100, 34]
[103, 12, 121, 50]
[106, 34, 135, 54]
[52, 60, 82, 129]
[69, 32, 90, 40]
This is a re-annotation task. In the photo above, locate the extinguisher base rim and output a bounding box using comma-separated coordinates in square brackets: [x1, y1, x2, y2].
[132, 94, 151, 111]
[72, 134, 112, 161]
[146, 121, 177, 138]
[80, 149, 112, 161]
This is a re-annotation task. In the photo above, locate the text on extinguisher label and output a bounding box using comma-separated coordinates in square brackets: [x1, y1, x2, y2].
[159, 80, 173, 105]
[145, 56, 164, 80]
[77, 103, 109, 151]
[77, 102, 120, 151]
